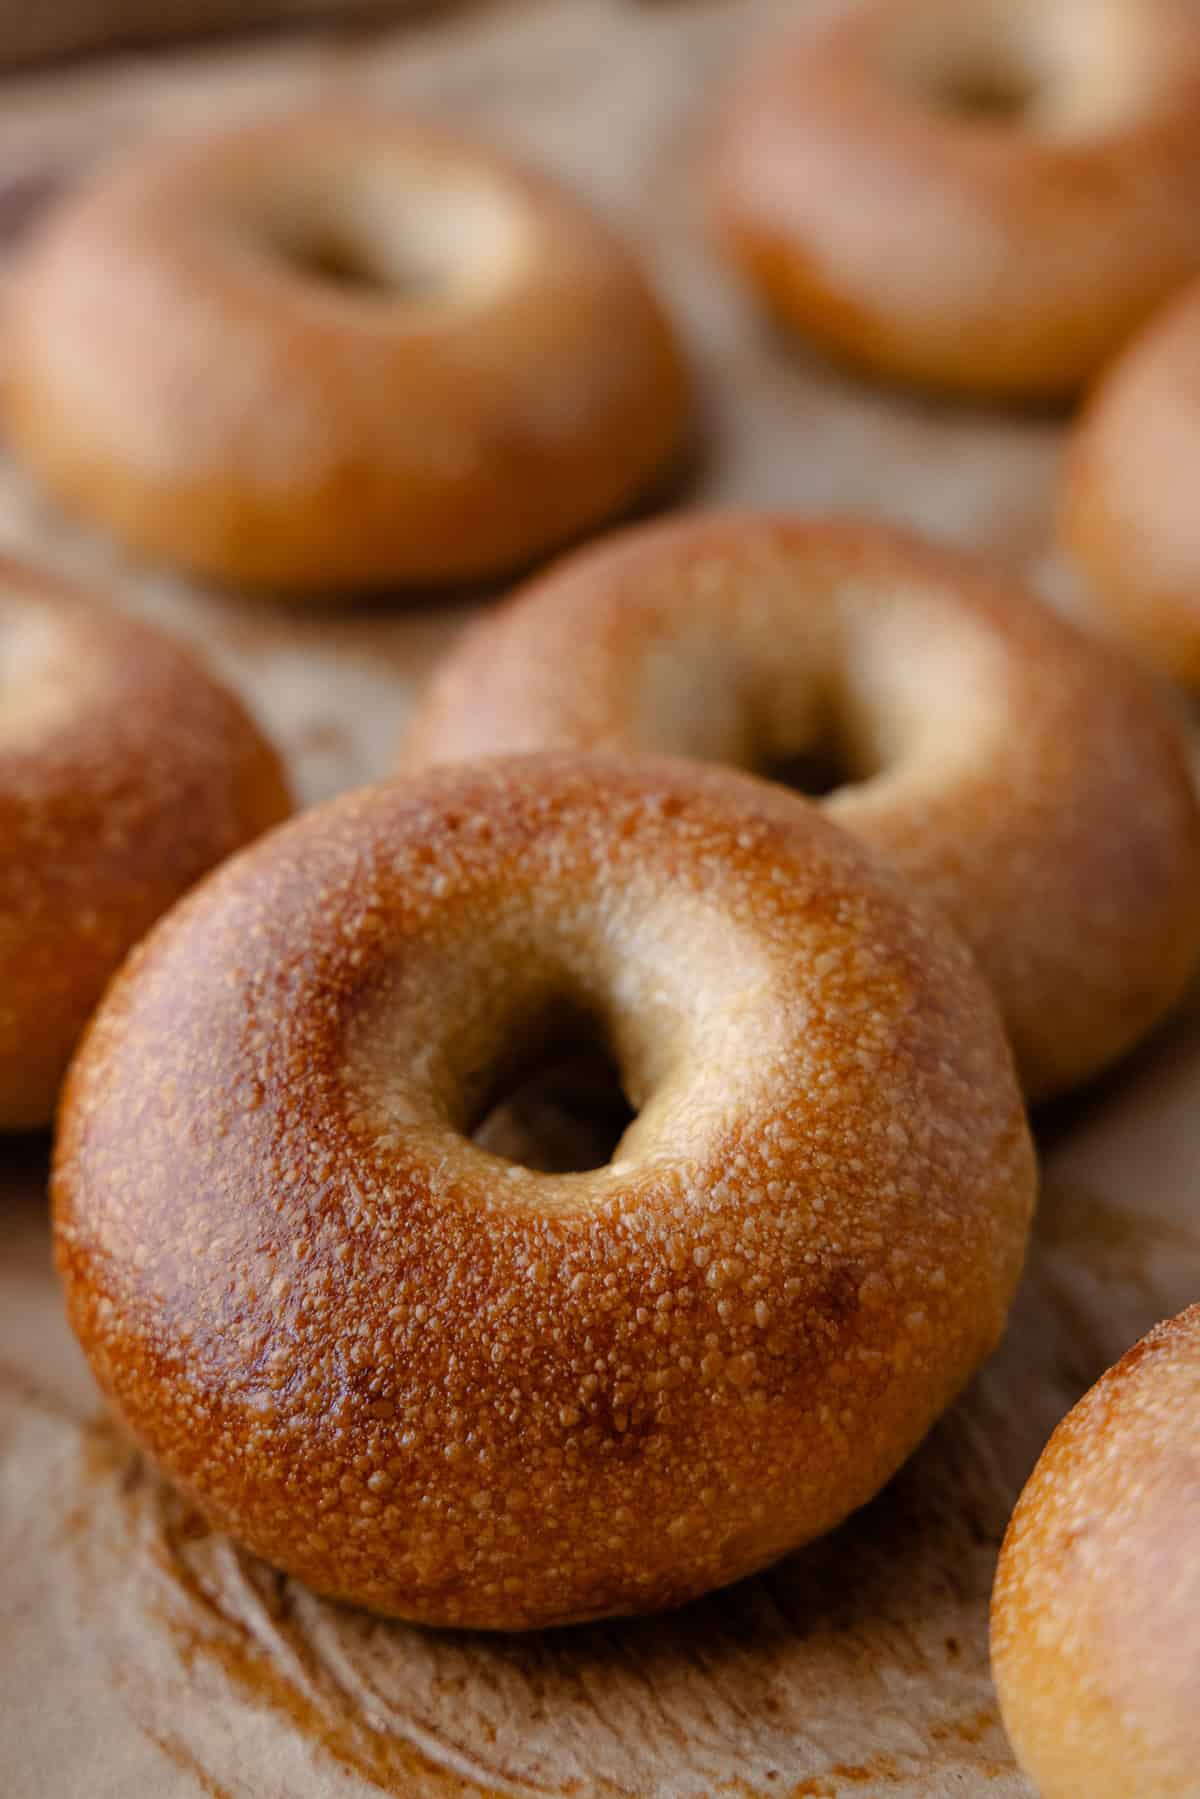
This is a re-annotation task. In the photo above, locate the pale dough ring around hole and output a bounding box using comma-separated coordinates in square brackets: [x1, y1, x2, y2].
[52, 753, 1035, 1632]
[3, 111, 692, 594]
[0, 555, 291, 1131]
[400, 512, 1200, 1102]
[709, 0, 1200, 400]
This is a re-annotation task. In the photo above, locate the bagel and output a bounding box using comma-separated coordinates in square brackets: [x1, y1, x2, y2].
[53, 753, 1034, 1630]
[992, 1304, 1200, 1798]
[709, 0, 1200, 400]
[1062, 273, 1200, 687]
[0, 556, 290, 1130]
[401, 513, 1200, 1101]
[4, 111, 691, 593]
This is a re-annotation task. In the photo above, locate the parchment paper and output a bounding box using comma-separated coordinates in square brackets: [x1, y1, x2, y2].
[2, 4, 1197, 1793]
[0, 2, 416, 72]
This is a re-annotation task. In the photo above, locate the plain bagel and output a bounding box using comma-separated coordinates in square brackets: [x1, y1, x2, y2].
[53, 753, 1034, 1630]
[4, 111, 691, 593]
[1062, 273, 1200, 687]
[401, 513, 1200, 1101]
[709, 0, 1200, 400]
[0, 555, 290, 1130]
[992, 1304, 1200, 1798]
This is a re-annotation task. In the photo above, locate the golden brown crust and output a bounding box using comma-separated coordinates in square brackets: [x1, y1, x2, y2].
[709, 0, 1200, 400]
[1062, 274, 1200, 686]
[3, 111, 691, 594]
[991, 1304, 1200, 1798]
[400, 511, 1200, 1102]
[0, 556, 291, 1129]
[53, 752, 1034, 1630]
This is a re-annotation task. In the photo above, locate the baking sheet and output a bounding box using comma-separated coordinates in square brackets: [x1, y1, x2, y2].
[2, 3, 1196, 1793]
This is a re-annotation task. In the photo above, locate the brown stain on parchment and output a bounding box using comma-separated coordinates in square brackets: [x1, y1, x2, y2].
[156, 1585, 506, 1798]
[62, 1388, 1024, 1798]
[140, 1729, 238, 1799]
[68, 1422, 512, 1797]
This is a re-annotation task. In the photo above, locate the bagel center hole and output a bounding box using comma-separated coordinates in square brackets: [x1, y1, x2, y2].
[760, 744, 853, 800]
[884, 22, 1052, 129]
[931, 62, 1041, 122]
[469, 1003, 636, 1176]
[758, 709, 877, 798]
[272, 223, 444, 300]
[256, 177, 526, 305]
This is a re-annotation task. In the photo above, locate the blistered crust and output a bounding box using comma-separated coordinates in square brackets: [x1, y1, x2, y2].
[54, 753, 1034, 1629]
[992, 1304, 1200, 1798]
[401, 513, 1200, 1100]
[0, 555, 290, 1129]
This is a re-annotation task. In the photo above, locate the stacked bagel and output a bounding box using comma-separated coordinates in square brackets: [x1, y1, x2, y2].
[4, 3, 1200, 1787]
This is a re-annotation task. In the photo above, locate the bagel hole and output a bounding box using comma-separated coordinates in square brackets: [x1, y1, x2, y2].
[255, 178, 527, 306]
[273, 227, 441, 300]
[756, 692, 889, 798]
[469, 1002, 636, 1175]
[890, 34, 1047, 127]
[761, 741, 855, 800]
[932, 65, 1040, 122]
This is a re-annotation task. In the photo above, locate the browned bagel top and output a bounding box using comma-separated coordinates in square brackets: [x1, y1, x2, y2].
[1063, 272, 1200, 686]
[4, 111, 691, 589]
[993, 1304, 1200, 1799]
[0, 555, 290, 1129]
[401, 512, 1200, 1101]
[54, 753, 1034, 1629]
[710, 0, 1200, 397]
